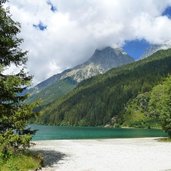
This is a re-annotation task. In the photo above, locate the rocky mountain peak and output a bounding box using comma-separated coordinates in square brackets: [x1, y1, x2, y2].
[87, 46, 133, 70]
[30, 46, 134, 94]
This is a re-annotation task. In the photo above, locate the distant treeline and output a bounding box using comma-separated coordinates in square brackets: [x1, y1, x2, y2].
[37, 49, 171, 132]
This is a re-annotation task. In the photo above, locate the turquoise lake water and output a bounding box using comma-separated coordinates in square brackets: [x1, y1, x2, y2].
[30, 125, 167, 140]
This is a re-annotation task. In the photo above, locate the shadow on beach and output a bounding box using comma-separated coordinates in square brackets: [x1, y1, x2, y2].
[33, 149, 67, 167]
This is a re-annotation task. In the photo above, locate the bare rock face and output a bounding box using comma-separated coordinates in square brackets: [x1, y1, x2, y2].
[28, 47, 134, 103]
[60, 47, 134, 82]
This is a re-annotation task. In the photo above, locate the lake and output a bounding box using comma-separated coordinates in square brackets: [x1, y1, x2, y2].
[30, 124, 167, 140]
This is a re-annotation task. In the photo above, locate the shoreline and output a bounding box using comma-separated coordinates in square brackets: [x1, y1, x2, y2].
[31, 138, 171, 171]
[32, 137, 164, 142]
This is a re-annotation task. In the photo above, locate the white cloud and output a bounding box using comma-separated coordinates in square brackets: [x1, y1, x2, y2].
[6, 0, 171, 85]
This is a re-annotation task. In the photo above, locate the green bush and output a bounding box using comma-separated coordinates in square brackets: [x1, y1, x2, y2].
[0, 151, 42, 171]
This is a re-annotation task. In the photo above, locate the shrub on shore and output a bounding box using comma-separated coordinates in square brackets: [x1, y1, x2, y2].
[0, 150, 42, 171]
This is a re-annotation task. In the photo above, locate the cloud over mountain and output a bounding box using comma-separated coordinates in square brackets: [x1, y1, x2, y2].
[7, 0, 171, 84]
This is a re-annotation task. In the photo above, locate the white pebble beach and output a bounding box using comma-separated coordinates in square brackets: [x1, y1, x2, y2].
[32, 138, 171, 171]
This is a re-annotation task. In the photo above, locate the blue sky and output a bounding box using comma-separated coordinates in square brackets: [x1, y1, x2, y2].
[31, 1, 171, 60]
[162, 6, 171, 18]
[32, 1, 57, 31]
[33, 21, 47, 31]
[8, 0, 171, 84]
[47, 0, 57, 12]
[31, 2, 171, 60]
[123, 6, 171, 60]
[123, 40, 151, 59]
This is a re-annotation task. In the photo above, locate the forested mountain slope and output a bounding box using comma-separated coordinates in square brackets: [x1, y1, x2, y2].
[122, 73, 171, 133]
[27, 47, 133, 106]
[39, 49, 171, 126]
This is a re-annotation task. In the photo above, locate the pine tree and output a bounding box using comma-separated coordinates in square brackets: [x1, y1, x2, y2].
[0, 0, 38, 158]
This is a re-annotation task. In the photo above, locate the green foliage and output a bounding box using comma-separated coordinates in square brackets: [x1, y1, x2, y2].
[122, 92, 151, 128]
[120, 75, 171, 137]
[0, 3, 27, 66]
[0, 1, 38, 158]
[40, 48, 171, 126]
[149, 75, 171, 137]
[122, 91, 161, 129]
[158, 137, 171, 142]
[0, 151, 41, 171]
[27, 78, 77, 108]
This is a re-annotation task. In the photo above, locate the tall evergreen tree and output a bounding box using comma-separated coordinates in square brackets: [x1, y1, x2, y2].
[0, 0, 37, 158]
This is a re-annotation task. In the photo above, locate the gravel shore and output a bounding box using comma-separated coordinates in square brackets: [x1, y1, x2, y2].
[31, 138, 171, 171]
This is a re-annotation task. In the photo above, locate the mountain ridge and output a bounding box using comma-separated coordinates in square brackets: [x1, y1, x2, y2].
[141, 43, 171, 59]
[27, 47, 134, 106]
[38, 49, 171, 126]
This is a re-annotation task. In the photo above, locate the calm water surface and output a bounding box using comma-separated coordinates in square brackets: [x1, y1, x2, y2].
[30, 124, 167, 140]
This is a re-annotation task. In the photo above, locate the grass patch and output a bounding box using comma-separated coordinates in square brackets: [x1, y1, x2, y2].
[0, 151, 42, 171]
[158, 137, 171, 142]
